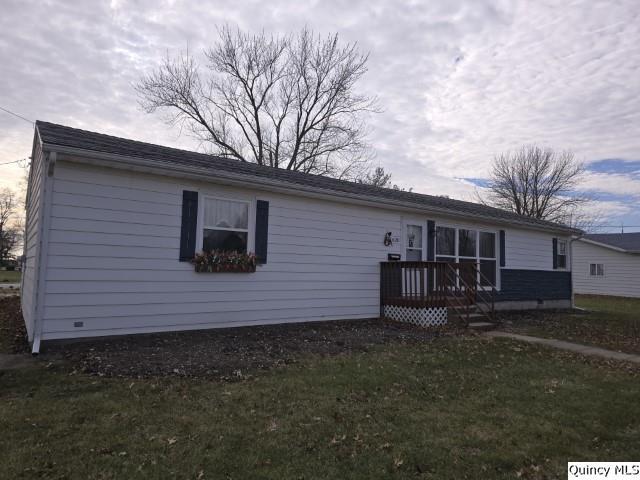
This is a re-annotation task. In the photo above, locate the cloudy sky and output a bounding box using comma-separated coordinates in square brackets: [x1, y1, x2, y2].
[1, 0, 639, 231]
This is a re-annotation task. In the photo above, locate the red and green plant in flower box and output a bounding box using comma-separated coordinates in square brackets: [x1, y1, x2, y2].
[192, 250, 257, 273]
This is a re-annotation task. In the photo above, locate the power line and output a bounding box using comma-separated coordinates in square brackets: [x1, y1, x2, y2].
[589, 224, 640, 228]
[0, 105, 34, 125]
[0, 158, 27, 166]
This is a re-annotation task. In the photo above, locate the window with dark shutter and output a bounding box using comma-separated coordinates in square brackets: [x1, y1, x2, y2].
[557, 240, 567, 269]
[255, 200, 269, 264]
[553, 238, 567, 269]
[426, 220, 435, 261]
[179, 190, 198, 261]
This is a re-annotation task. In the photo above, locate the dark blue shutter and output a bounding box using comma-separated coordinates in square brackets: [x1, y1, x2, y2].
[255, 200, 269, 264]
[499, 230, 506, 267]
[552, 238, 558, 269]
[179, 190, 198, 261]
[426, 220, 435, 261]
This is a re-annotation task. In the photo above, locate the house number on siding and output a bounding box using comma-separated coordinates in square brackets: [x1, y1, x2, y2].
[384, 232, 400, 246]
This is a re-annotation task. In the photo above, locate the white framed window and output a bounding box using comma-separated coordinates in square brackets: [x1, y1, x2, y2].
[557, 240, 568, 269]
[200, 196, 252, 253]
[589, 263, 604, 276]
[405, 223, 424, 261]
[478, 231, 497, 287]
[435, 225, 497, 287]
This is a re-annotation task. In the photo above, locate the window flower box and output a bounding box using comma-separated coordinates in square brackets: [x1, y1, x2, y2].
[192, 250, 257, 273]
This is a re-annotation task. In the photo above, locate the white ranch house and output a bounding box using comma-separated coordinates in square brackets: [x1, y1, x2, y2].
[573, 233, 640, 298]
[22, 121, 578, 353]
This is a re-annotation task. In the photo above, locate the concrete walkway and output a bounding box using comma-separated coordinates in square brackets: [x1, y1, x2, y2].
[487, 331, 640, 364]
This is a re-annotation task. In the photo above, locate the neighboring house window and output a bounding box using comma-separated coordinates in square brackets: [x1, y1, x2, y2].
[202, 197, 250, 253]
[435, 226, 497, 287]
[556, 240, 568, 269]
[589, 263, 604, 276]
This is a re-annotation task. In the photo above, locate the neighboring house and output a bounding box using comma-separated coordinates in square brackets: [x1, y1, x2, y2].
[573, 233, 640, 298]
[22, 121, 579, 352]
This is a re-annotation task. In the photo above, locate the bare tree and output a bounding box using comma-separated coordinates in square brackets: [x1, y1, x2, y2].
[357, 167, 393, 187]
[481, 145, 588, 226]
[136, 26, 377, 179]
[356, 166, 411, 191]
[0, 188, 21, 264]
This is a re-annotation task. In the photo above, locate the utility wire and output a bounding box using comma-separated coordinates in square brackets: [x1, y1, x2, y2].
[0, 158, 27, 166]
[589, 225, 640, 228]
[0, 105, 34, 125]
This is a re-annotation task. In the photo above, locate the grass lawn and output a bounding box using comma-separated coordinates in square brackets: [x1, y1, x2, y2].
[503, 294, 640, 355]
[2, 336, 639, 479]
[0, 270, 21, 283]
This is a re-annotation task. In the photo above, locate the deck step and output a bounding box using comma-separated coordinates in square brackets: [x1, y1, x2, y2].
[467, 321, 497, 331]
[449, 312, 484, 319]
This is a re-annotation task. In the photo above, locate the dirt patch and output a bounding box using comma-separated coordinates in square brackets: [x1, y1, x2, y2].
[0, 295, 453, 380]
[42, 319, 450, 380]
[0, 296, 29, 355]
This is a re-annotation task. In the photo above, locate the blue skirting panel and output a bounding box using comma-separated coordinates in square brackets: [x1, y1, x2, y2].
[497, 269, 572, 302]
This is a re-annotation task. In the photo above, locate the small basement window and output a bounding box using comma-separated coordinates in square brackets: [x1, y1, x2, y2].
[556, 240, 568, 269]
[589, 263, 604, 276]
[202, 197, 250, 253]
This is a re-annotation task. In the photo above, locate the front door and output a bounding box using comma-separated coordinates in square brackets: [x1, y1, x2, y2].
[404, 221, 425, 261]
[402, 221, 426, 297]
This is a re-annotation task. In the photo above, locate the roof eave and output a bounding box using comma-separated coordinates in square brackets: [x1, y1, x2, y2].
[42, 140, 579, 236]
[578, 237, 637, 253]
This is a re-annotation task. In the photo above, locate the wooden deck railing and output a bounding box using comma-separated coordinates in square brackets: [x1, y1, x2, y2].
[380, 261, 452, 309]
[380, 261, 496, 324]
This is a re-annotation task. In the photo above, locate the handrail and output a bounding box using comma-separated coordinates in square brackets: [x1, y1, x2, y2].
[443, 262, 496, 324]
[443, 263, 476, 325]
[469, 263, 496, 319]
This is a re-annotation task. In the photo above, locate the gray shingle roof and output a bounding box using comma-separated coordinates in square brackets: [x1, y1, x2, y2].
[583, 233, 640, 253]
[36, 120, 578, 233]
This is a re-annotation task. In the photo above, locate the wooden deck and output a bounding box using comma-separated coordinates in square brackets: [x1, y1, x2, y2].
[382, 295, 474, 308]
[380, 261, 496, 325]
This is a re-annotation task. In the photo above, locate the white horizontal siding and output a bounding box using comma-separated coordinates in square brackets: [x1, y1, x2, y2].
[573, 241, 640, 297]
[41, 161, 401, 339]
[45, 279, 379, 294]
[21, 141, 45, 340]
[45, 288, 379, 307]
[504, 228, 569, 271]
[42, 311, 376, 340]
[39, 159, 572, 340]
[48, 230, 179, 248]
[44, 297, 377, 320]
